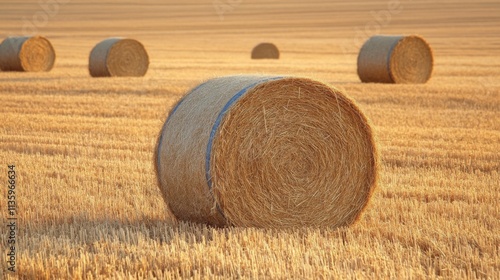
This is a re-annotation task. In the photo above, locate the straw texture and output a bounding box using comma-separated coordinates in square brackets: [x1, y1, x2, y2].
[89, 38, 149, 77]
[357, 35, 433, 84]
[251, 43, 280, 59]
[0, 36, 55, 72]
[156, 76, 378, 228]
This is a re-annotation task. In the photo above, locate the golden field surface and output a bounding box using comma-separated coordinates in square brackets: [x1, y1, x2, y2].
[1, 0, 499, 278]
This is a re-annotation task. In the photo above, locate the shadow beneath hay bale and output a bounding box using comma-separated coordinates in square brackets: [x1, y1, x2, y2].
[20, 215, 354, 250]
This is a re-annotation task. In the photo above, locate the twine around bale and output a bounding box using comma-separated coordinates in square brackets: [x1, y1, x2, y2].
[89, 38, 149, 77]
[251, 43, 280, 59]
[156, 76, 378, 228]
[357, 35, 433, 84]
[0, 36, 55, 72]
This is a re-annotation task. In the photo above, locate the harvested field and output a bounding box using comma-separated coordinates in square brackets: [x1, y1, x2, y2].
[0, 0, 499, 279]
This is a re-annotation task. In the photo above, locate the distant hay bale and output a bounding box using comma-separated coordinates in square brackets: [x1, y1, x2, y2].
[251, 43, 280, 59]
[0, 36, 55, 72]
[89, 38, 149, 77]
[155, 75, 378, 228]
[357, 35, 433, 84]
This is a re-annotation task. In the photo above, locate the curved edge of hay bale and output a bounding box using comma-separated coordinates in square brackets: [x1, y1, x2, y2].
[0, 37, 36, 71]
[155, 76, 271, 227]
[89, 38, 122, 77]
[153, 114, 181, 225]
[89, 38, 149, 77]
[156, 75, 378, 228]
[357, 35, 402, 83]
[0, 36, 56, 72]
[251, 42, 280, 59]
[357, 35, 433, 84]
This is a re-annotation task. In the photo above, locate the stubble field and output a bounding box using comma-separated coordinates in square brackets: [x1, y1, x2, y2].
[0, 0, 499, 279]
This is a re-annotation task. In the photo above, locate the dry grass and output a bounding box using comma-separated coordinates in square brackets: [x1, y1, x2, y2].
[0, 0, 499, 279]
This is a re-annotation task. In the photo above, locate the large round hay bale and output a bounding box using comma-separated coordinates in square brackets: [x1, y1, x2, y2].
[89, 38, 149, 77]
[251, 43, 280, 59]
[155, 75, 378, 228]
[357, 35, 433, 84]
[0, 36, 55, 72]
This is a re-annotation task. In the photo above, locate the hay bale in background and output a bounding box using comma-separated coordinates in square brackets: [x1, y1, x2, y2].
[155, 75, 378, 228]
[0, 36, 55, 72]
[251, 43, 280, 59]
[89, 38, 149, 77]
[357, 35, 433, 84]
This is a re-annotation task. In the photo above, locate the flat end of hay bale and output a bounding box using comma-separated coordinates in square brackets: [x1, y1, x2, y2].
[89, 38, 149, 77]
[357, 35, 433, 84]
[0, 36, 56, 72]
[390, 35, 433, 83]
[251, 43, 280, 59]
[156, 76, 378, 228]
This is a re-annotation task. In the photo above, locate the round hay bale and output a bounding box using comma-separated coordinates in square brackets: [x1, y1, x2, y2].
[357, 35, 433, 84]
[89, 38, 149, 77]
[155, 75, 378, 228]
[251, 43, 280, 59]
[0, 36, 55, 72]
